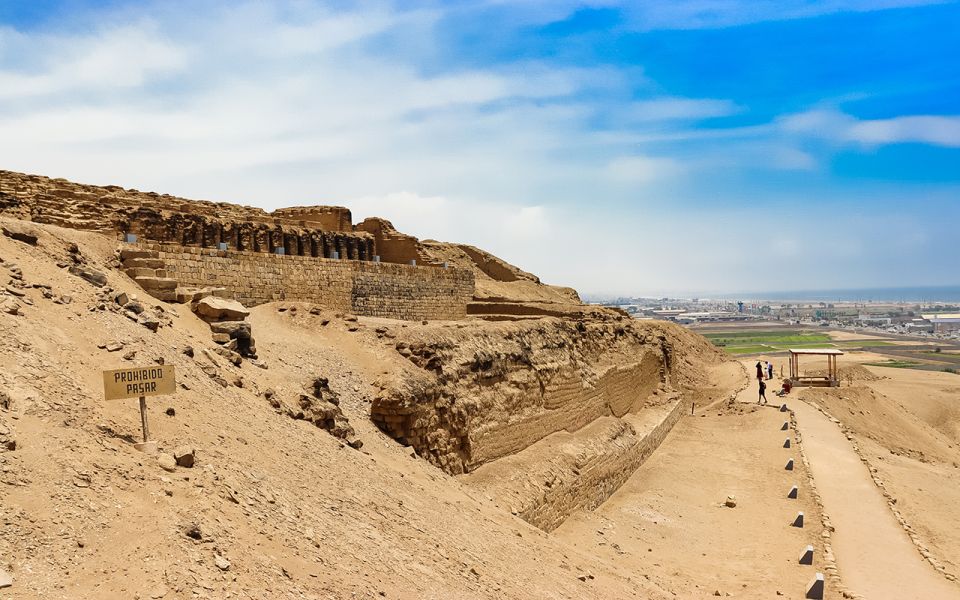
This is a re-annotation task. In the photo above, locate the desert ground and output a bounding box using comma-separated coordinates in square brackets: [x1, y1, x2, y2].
[1, 203, 959, 600]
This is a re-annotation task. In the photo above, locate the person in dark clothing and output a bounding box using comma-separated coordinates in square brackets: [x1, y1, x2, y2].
[758, 379, 768, 404]
[756, 361, 764, 381]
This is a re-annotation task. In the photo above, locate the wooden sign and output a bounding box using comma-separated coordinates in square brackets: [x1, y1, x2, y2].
[102, 364, 176, 453]
[103, 365, 176, 400]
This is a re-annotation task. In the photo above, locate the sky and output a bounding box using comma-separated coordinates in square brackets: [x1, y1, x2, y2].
[0, 0, 958, 297]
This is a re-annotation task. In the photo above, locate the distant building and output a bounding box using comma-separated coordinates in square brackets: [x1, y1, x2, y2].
[921, 313, 960, 333]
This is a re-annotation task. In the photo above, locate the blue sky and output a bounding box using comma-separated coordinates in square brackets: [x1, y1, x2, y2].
[0, 1, 958, 296]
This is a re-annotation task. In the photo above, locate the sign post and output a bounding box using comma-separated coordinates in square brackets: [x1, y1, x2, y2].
[103, 364, 176, 453]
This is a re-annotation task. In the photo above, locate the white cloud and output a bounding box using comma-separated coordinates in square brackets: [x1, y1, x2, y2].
[780, 108, 960, 148]
[0, 1, 955, 297]
[605, 155, 684, 183]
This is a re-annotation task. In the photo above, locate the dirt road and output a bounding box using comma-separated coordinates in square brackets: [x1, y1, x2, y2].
[790, 399, 960, 599]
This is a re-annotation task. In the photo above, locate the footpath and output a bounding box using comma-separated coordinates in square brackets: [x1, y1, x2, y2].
[738, 362, 960, 600]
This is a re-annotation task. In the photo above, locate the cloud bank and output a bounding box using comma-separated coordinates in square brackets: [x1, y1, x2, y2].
[0, 0, 958, 296]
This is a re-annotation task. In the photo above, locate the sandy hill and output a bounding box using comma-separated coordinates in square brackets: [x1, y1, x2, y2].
[0, 217, 729, 599]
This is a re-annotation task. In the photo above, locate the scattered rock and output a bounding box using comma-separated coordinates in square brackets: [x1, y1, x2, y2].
[68, 265, 107, 287]
[138, 313, 161, 331]
[0, 297, 18, 315]
[114, 291, 129, 305]
[184, 523, 203, 540]
[157, 454, 177, 472]
[182, 345, 194, 358]
[5, 286, 25, 297]
[105, 342, 124, 352]
[194, 297, 250, 321]
[2, 222, 39, 245]
[173, 446, 195, 468]
[166, 407, 176, 416]
[214, 554, 231, 571]
[122, 350, 137, 361]
[724, 495, 737, 508]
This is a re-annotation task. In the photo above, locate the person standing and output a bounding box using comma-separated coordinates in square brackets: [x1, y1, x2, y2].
[756, 361, 764, 381]
[767, 361, 774, 380]
[758, 379, 768, 404]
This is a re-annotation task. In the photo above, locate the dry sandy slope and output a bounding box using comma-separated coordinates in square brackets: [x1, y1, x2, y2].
[0, 223, 679, 599]
[554, 397, 835, 599]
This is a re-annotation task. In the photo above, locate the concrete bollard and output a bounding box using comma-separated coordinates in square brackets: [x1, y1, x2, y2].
[218, 242, 228, 251]
[785, 458, 794, 470]
[788, 485, 799, 499]
[331, 251, 339, 259]
[783, 438, 791, 448]
[781, 421, 789, 430]
[792, 512, 804, 528]
[799, 545, 814, 565]
[780, 403, 788, 412]
[806, 572, 825, 599]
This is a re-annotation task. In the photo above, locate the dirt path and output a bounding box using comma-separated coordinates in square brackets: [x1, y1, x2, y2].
[790, 399, 960, 599]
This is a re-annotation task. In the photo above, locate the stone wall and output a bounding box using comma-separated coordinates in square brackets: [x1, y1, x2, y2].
[0, 170, 376, 260]
[137, 241, 475, 321]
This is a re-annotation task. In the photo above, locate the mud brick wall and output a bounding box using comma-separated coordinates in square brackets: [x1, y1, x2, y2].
[138, 242, 474, 321]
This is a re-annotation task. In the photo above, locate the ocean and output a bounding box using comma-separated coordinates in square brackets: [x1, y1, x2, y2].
[711, 286, 960, 303]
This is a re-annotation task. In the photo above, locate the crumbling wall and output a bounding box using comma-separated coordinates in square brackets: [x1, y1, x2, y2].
[138, 242, 474, 321]
[0, 170, 375, 259]
[371, 319, 717, 474]
[355, 217, 426, 265]
[464, 397, 688, 531]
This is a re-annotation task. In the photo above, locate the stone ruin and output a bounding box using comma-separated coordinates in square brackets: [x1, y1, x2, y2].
[0, 170, 475, 321]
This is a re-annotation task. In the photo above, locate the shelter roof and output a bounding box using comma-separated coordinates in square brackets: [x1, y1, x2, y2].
[788, 348, 844, 355]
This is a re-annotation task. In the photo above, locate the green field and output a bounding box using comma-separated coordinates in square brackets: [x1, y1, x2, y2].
[705, 330, 836, 355]
[724, 345, 775, 355]
[704, 331, 832, 345]
[863, 360, 922, 369]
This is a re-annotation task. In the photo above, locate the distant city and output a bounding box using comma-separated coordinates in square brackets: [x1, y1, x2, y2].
[592, 287, 960, 340]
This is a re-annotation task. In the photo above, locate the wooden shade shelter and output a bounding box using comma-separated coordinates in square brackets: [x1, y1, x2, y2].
[787, 348, 843, 388]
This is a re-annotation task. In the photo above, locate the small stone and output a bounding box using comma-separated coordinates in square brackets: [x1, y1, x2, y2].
[2, 222, 39, 245]
[105, 342, 124, 352]
[114, 291, 129, 305]
[165, 407, 176, 416]
[68, 265, 107, 287]
[194, 297, 249, 321]
[124, 300, 145, 314]
[138, 313, 161, 331]
[0, 297, 18, 315]
[157, 454, 177, 472]
[214, 555, 231, 571]
[173, 446, 195, 468]
[724, 495, 737, 508]
[123, 350, 137, 361]
[182, 345, 194, 358]
[4, 286, 25, 297]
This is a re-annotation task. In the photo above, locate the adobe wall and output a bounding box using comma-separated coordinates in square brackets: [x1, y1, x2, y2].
[0, 170, 376, 260]
[138, 241, 475, 321]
